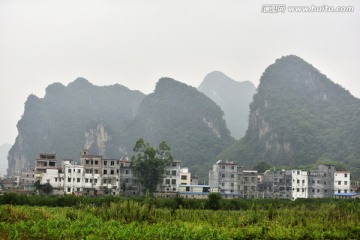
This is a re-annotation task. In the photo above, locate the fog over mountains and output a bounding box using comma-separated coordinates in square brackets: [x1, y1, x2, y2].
[198, 71, 256, 139]
[6, 55, 360, 180]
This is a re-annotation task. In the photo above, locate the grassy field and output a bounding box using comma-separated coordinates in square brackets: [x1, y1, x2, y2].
[1, 195, 360, 239]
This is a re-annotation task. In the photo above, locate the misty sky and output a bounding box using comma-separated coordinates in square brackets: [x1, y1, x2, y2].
[0, 0, 359, 146]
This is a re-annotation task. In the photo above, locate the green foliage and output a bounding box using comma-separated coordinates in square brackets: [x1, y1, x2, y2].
[206, 193, 222, 210]
[1, 198, 360, 239]
[130, 138, 173, 194]
[252, 161, 272, 174]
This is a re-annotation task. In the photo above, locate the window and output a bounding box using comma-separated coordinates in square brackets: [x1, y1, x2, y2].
[86, 160, 89, 164]
[231, 166, 235, 170]
[85, 178, 88, 183]
[244, 177, 248, 182]
[251, 177, 256, 182]
[77, 188, 80, 192]
[104, 161, 107, 166]
[165, 179, 170, 185]
[231, 182, 234, 187]
[302, 179, 305, 184]
[221, 174, 225, 178]
[172, 162, 177, 167]
[125, 169, 129, 175]
[297, 180, 300, 184]
[338, 190, 341, 193]
[324, 181, 327, 185]
[68, 178, 71, 182]
[297, 188, 300, 192]
[77, 169, 81, 173]
[110, 170, 114, 175]
[67, 188, 71, 192]
[297, 171, 300, 175]
[186, 187, 190, 192]
[172, 170, 176, 176]
[111, 161, 114, 166]
[95, 161, 98, 165]
[171, 179, 176, 185]
[345, 174, 348, 177]
[94, 179, 97, 184]
[94, 169, 98, 174]
[338, 181, 341, 185]
[68, 169, 71, 173]
[103, 179, 107, 184]
[90, 179, 93, 183]
[103, 170, 107, 174]
[77, 178, 80, 183]
[85, 169, 90, 174]
[222, 166, 225, 170]
[116, 169, 119, 174]
[181, 175, 187, 180]
[344, 181, 348, 185]
[231, 174, 234, 179]
[54, 177, 58, 182]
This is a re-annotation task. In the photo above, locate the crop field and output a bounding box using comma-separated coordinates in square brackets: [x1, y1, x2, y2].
[0, 194, 360, 239]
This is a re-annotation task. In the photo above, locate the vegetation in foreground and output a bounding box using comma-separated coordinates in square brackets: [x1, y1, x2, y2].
[1, 193, 360, 239]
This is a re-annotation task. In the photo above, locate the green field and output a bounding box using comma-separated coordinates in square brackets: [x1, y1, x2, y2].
[0, 194, 360, 239]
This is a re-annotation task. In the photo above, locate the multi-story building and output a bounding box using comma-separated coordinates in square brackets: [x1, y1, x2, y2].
[291, 170, 308, 200]
[158, 160, 181, 197]
[34, 153, 57, 182]
[101, 158, 121, 195]
[209, 160, 239, 197]
[80, 149, 103, 195]
[119, 158, 139, 196]
[308, 165, 335, 198]
[258, 169, 292, 199]
[334, 171, 351, 194]
[63, 160, 84, 195]
[179, 168, 191, 185]
[238, 169, 258, 199]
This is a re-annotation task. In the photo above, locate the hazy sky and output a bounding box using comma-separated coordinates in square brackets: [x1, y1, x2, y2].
[0, 0, 359, 146]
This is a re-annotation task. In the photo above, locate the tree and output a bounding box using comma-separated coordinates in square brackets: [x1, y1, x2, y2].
[41, 182, 53, 195]
[253, 161, 271, 174]
[207, 193, 222, 210]
[130, 138, 173, 194]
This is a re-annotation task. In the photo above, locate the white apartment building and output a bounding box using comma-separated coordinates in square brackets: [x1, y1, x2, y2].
[63, 160, 85, 195]
[179, 168, 191, 185]
[334, 171, 351, 194]
[291, 170, 308, 200]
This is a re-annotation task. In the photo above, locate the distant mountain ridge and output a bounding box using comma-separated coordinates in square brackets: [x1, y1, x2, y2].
[123, 78, 235, 178]
[198, 71, 256, 139]
[7, 77, 234, 180]
[219, 55, 360, 177]
[7, 56, 360, 180]
[7, 78, 145, 176]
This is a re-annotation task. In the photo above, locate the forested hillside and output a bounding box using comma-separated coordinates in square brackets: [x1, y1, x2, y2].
[219, 55, 360, 177]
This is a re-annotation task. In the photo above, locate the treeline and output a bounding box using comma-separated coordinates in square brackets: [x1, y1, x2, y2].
[1, 192, 359, 211]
